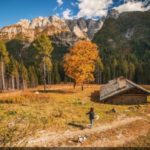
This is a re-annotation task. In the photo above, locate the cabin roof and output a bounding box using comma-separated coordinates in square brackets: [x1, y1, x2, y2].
[100, 77, 150, 101]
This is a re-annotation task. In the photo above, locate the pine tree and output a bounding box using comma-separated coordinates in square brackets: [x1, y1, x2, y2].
[143, 51, 150, 83]
[28, 66, 38, 87]
[111, 58, 117, 78]
[6, 39, 24, 61]
[32, 34, 53, 91]
[19, 62, 28, 90]
[128, 62, 135, 80]
[95, 57, 104, 84]
[52, 61, 61, 84]
[122, 60, 129, 78]
[6, 57, 19, 90]
[0, 40, 9, 91]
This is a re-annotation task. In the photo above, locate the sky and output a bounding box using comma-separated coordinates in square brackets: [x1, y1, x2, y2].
[0, 0, 149, 28]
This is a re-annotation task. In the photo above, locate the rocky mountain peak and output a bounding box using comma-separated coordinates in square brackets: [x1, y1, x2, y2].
[0, 16, 103, 45]
[49, 16, 64, 23]
[30, 17, 50, 29]
[107, 9, 119, 19]
[17, 19, 30, 29]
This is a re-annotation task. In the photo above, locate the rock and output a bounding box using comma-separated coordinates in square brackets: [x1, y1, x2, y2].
[112, 108, 117, 113]
[117, 132, 124, 139]
[95, 114, 100, 120]
[87, 19, 103, 39]
[68, 140, 73, 144]
[107, 9, 119, 19]
[30, 16, 50, 29]
[78, 135, 87, 143]
[0, 16, 103, 45]
[8, 121, 15, 128]
[73, 25, 87, 39]
[35, 91, 39, 95]
[17, 19, 30, 28]
[106, 108, 117, 114]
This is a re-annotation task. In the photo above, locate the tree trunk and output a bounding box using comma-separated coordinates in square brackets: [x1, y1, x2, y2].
[97, 67, 100, 84]
[1, 60, 5, 91]
[16, 76, 20, 89]
[47, 72, 50, 85]
[100, 71, 102, 84]
[73, 81, 76, 89]
[22, 79, 26, 90]
[50, 72, 52, 85]
[11, 75, 15, 90]
[81, 83, 84, 91]
[48, 72, 52, 85]
[43, 57, 46, 91]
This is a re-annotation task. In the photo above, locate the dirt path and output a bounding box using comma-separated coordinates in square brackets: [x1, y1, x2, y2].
[15, 115, 150, 147]
[83, 119, 150, 147]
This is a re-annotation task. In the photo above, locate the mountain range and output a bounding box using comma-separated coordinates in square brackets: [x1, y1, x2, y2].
[0, 8, 150, 84]
[0, 7, 150, 47]
[0, 16, 102, 45]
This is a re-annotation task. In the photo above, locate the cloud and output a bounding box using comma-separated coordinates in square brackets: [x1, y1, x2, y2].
[71, 2, 78, 7]
[77, 0, 113, 18]
[58, 0, 150, 20]
[114, 1, 150, 13]
[62, 9, 73, 19]
[53, 6, 57, 12]
[55, 13, 60, 17]
[57, 0, 63, 6]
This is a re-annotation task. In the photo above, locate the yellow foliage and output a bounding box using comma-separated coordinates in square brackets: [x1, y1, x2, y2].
[63, 41, 99, 84]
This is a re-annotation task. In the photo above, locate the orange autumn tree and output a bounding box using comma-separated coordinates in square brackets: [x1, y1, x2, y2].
[63, 40, 99, 90]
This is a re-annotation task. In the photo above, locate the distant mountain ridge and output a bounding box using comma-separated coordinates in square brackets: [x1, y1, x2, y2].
[0, 16, 103, 45]
[0, 8, 149, 46]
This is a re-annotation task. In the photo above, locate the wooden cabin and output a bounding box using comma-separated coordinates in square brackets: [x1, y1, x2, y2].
[100, 77, 150, 105]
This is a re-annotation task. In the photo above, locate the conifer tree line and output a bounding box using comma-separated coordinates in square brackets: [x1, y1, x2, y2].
[97, 48, 150, 84]
[0, 33, 149, 91]
[0, 35, 100, 91]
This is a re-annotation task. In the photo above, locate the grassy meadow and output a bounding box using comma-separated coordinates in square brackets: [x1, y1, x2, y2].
[0, 84, 150, 146]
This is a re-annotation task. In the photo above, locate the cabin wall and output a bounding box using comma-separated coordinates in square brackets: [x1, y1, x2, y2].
[105, 94, 147, 105]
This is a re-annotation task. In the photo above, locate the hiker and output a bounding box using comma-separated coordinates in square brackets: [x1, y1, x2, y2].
[86, 107, 95, 128]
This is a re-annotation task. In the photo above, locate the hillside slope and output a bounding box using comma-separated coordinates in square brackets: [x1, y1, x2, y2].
[93, 10, 150, 84]
[94, 10, 150, 52]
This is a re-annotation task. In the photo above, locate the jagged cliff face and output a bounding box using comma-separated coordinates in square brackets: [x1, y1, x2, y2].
[0, 16, 70, 43]
[0, 16, 102, 45]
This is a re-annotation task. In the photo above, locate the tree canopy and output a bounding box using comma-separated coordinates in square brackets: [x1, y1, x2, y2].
[63, 40, 99, 90]
[32, 34, 53, 90]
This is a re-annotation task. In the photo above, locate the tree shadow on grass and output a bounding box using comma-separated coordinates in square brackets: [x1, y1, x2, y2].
[90, 90, 101, 103]
[68, 122, 85, 130]
[32, 89, 75, 94]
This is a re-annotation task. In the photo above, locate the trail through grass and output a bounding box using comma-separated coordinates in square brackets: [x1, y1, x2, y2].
[0, 84, 149, 146]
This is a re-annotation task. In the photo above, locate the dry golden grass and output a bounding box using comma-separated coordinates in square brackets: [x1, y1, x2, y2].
[142, 85, 150, 91]
[0, 84, 149, 146]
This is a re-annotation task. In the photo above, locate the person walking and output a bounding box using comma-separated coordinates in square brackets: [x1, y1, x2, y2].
[86, 107, 95, 128]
